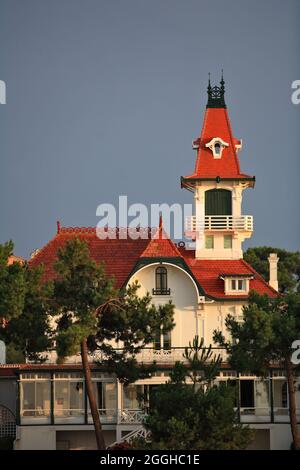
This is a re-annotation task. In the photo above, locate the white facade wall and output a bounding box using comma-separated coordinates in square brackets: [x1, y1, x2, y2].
[131, 263, 245, 349]
[130, 263, 202, 348]
[194, 181, 252, 260]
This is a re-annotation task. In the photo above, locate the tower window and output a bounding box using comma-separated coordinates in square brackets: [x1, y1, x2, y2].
[214, 143, 221, 155]
[205, 137, 229, 159]
[205, 235, 214, 249]
[205, 189, 232, 216]
[153, 266, 170, 295]
[224, 235, 232, 249]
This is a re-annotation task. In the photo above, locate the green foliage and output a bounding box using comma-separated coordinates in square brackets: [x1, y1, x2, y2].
[104, 357, 157, 385]
[0, 241, 25, 321]
[134, 337, 252, 450]
[213, 291, 300, 449]
[244, 246, 300, 293]
[134, 382, 253, 450]
[213, 291, 300, 375]
[183, 336, 222, 387]
[52, 238, 117, 360]
[5, 343, 25, 363]
[52, 238, 175, 381]
[3, 264, 52, 361]
[169, 361, 187, 384]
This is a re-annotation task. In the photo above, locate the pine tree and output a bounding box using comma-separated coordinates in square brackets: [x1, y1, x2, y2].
[213, 291, 300, 449]
[134, 338, 253, 450]
[244, 247, 300, 293]
[0, 241, 25, 324]
[51, 238, 174, 449]
[3, 263, 52, 361]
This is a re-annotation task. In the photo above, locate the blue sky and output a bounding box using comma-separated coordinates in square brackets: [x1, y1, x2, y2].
[0, 0, 299, 257]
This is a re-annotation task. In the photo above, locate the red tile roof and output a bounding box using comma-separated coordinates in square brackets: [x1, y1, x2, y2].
[182, 107, 254, 182]
[181, 248, 278, 299]
[29, 226, 277, 300]
[140, 219, 183, 258]
[29, 227, 149, 288]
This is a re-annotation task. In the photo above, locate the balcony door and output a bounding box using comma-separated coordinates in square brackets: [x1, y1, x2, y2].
[205, 189, 232, 216]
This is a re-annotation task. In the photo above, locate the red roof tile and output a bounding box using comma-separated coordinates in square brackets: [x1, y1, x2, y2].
[181, 248, 278, 299]
[140, 219, 182, 258]
[29, 226, 277, 300]
[182, 107, 254, 182]
[29, 227, 149, 288]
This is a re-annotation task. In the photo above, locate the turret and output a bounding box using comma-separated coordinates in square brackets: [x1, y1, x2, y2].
[182, 74, 255, 259]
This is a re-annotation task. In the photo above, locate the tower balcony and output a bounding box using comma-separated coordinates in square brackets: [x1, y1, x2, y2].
[185, 215, 253, 238]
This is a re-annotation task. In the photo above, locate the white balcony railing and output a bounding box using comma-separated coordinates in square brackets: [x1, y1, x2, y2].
[44, 347, 228, 365]
[118, 409, 146, 424]
[185, 215, 253, 235]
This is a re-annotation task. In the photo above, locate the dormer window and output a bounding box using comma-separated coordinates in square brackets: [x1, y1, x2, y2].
[219, 274, 254, 295]
[214, 143, 221, 155]
[231, 279, 246, 291]
[205, 137, 229, 159]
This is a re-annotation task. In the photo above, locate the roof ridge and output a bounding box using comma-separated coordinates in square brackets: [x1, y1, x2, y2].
[140, 225, 183, 258]
[224, 108, 241, 175]
[28, 233, 57, 266]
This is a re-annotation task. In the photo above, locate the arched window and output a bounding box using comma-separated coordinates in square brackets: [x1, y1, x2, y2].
[153, 266, 170, 295]
[205, 189, 232, 216]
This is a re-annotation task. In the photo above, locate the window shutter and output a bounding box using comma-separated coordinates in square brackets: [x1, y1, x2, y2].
[205, 189, 232, 215]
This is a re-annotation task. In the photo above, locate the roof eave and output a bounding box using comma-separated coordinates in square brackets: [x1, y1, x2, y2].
[181, 175, 256, 190]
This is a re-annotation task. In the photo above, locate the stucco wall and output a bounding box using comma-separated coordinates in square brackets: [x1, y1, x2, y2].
[130, 263, 247, 348]
[14, 426, 116, 450]
[130, 263, 199, 347]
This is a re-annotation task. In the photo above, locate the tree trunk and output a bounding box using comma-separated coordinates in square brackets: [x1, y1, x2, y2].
[285, 357, 300, 450]
[81, 339, 106, 450]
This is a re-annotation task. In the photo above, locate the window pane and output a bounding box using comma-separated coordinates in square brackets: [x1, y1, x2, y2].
[20, 381, 51, 424]
[54, 380, 84, 423]
[92, 382, 103, 409]
[238, 280, 246, 290]
[21, 382, 35, 411]
[54, 381, 69, 415]
[224, 235, 232, 249]
[103, 383, 117, 410]
[156, 267, 167, 291]
[123, 385, 143, 409]
[205, 189, 232, 216]
[231, 279, 236, 290]
[153, 329, 161, 350]
[36, 382, 51, 417]
[205, 235, 214, 249]
[215, 143, 221, 155]
[70, 382, 84, 410]
[273, 380, 288, 408]
[163, 331, 171, 350]
[240, 380, 254, 408]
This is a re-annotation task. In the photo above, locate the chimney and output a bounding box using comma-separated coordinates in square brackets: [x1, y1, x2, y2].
[268, 253, 279, 291]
